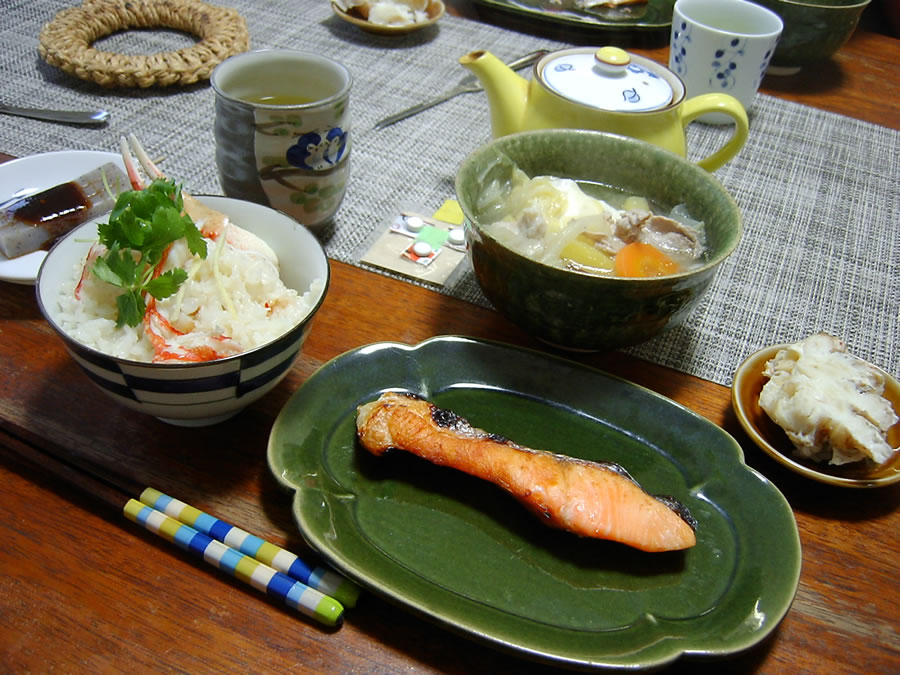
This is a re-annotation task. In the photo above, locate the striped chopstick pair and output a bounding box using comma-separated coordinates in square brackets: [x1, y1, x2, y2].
[123, 487, 360, 627]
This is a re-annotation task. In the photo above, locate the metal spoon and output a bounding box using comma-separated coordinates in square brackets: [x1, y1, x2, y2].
[0, 103, 109, 126]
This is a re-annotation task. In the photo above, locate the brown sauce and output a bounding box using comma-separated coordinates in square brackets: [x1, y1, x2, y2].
[9, 182, 91, 236]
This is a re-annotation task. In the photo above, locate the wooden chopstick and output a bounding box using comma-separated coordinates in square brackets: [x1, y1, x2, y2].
[0, 433, 354, 626]
[0, 430, 135, 511]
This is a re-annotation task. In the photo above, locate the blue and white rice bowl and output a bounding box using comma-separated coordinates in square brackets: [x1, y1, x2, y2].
[36, 196, 329, 426]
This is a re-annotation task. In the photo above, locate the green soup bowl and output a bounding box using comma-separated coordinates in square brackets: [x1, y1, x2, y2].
[455, 129, 742, 352]
[754, 0, 871, 72]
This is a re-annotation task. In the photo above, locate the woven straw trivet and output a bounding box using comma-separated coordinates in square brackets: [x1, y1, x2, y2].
[38, 0, 250, 88]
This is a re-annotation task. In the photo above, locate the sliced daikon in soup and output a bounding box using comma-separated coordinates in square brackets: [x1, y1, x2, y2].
[481, 167, 707, 278]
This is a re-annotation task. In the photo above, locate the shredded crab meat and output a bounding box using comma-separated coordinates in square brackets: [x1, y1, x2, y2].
[56, 134, 316, 364]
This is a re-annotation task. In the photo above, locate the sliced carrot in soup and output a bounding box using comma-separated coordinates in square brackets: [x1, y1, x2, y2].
[614, 242, 680, 278]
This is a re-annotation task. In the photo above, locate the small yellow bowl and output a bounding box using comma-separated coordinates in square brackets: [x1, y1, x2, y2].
[331, 0, 445, 35]
[731, 344, 900, 488]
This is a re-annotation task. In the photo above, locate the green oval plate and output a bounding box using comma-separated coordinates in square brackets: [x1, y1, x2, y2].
[268, 336, 801, 669]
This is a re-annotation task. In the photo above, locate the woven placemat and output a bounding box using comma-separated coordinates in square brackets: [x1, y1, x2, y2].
[1, 0, 897, 386]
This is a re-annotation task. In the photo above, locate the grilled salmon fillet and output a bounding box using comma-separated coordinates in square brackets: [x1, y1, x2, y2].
[356, 392, 697, 552]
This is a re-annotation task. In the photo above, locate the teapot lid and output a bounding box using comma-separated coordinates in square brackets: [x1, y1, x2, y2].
[541, 47, 673, 113]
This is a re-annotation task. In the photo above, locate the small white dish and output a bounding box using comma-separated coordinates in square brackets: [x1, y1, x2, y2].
[331, 0, 445, 35]
[0, 150, 125, 285]
[732, 344, 900, 488]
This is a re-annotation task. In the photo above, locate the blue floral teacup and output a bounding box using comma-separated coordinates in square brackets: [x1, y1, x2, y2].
[212, 49, 352, 233]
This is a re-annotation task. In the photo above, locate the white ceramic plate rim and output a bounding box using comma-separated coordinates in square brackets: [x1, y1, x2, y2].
[0, 150, 126, 285]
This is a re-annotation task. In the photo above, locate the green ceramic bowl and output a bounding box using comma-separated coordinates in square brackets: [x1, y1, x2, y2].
[455, 129, 742, 352]
[755, 0, 871, 71]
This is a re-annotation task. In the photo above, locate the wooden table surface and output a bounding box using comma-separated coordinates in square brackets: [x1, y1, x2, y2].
[1, 10, 898, 674]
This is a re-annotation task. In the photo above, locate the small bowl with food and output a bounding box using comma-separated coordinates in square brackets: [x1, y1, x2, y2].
[732, 333, 900, 487]
[455, 128, 742, 352]
[754, 0, 871, 74]
[331, 0, 445, 34]
[36, 136, 329, 427]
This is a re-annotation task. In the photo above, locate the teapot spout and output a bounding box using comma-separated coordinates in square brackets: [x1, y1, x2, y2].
[459, 50, 528, 138]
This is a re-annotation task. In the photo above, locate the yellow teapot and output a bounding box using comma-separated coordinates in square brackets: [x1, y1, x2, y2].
[460, 46, 749, 172]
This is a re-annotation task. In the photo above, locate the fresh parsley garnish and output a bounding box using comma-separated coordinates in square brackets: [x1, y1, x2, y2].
[91, 178, 207, 328]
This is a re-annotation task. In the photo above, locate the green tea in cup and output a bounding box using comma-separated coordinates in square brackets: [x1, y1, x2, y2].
[239, 94, 318, 106]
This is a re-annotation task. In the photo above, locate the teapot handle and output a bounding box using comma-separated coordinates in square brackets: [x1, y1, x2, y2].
[681, 94, 749, 172]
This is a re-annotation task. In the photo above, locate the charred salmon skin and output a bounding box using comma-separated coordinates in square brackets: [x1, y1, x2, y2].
[356, 392, 697, 552]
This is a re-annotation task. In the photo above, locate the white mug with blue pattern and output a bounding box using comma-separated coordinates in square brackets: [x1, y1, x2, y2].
[670, 0, 782, 124]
